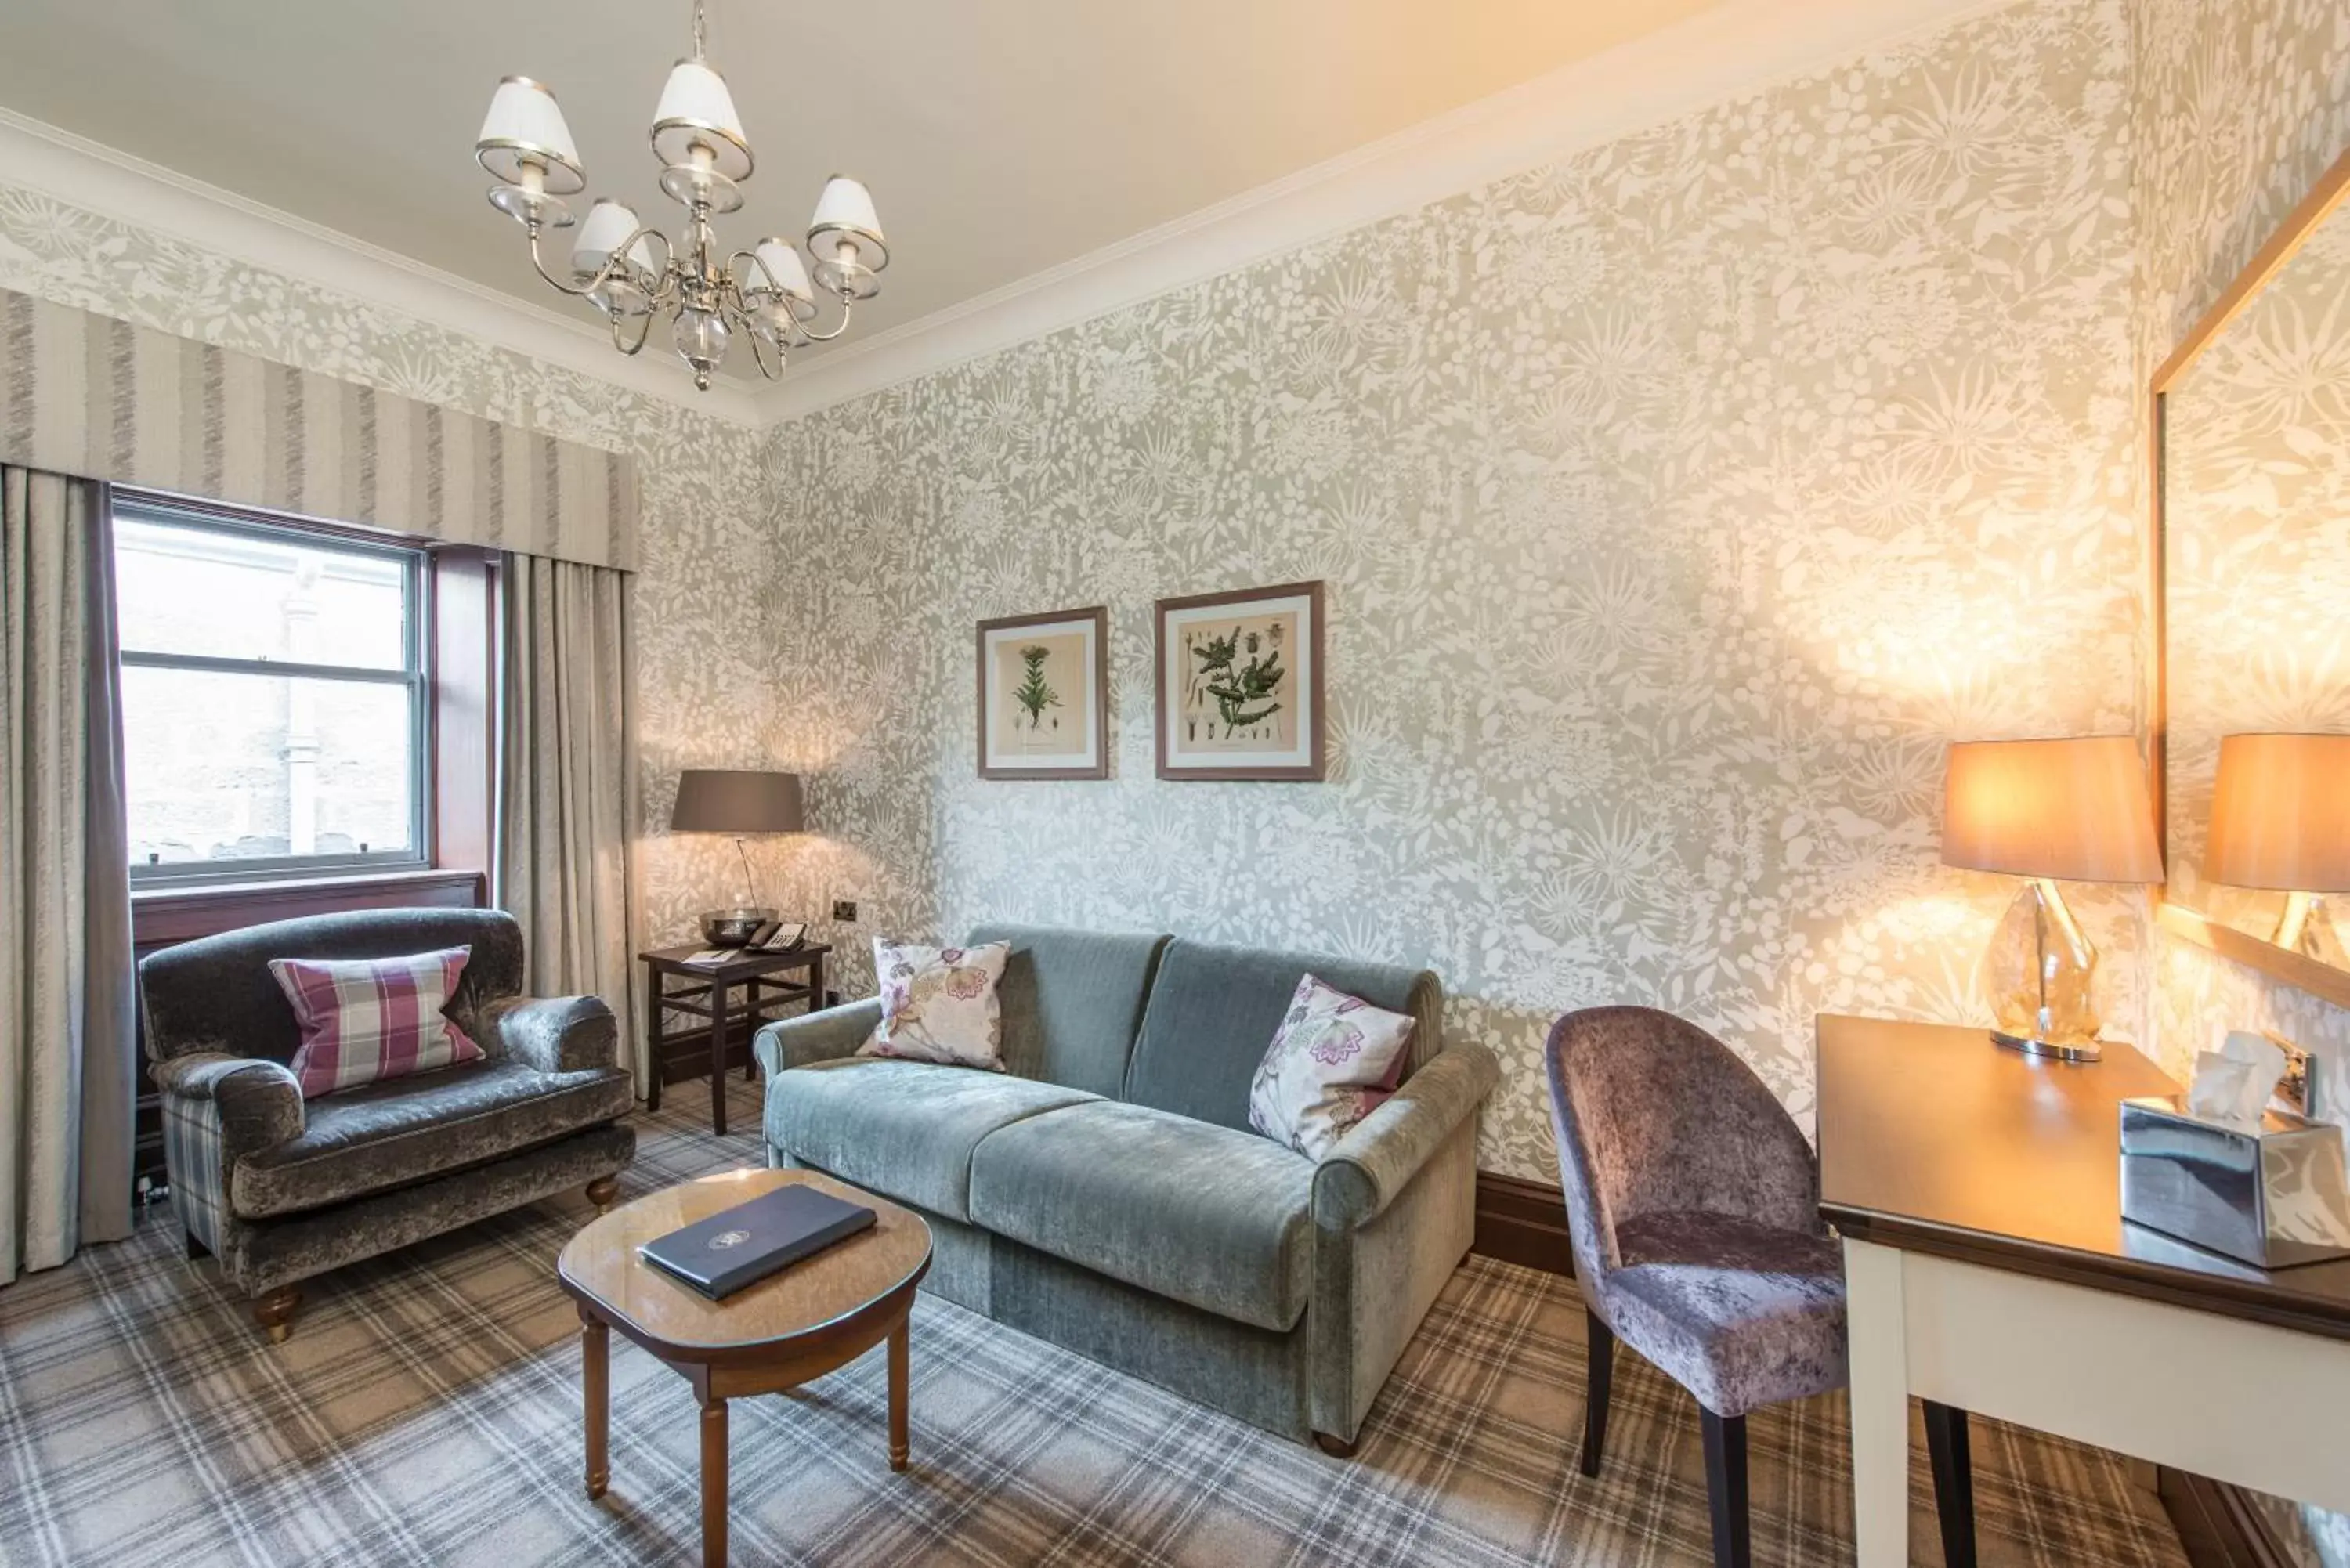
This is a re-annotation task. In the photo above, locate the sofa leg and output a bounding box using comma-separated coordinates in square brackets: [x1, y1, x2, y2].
[586, 1176, 620, 1215]
[1311, 1431, 1359, 1459]
[185, 1228, 208, 1261]
[1581, 1308, 1614, 1477]
[254, 1284, 302, 1345]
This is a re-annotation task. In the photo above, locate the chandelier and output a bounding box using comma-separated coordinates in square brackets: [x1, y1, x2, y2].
[471, 1, 888, 390]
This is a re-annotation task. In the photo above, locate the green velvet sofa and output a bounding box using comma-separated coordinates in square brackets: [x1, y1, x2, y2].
[751, 924, 1499, 1453]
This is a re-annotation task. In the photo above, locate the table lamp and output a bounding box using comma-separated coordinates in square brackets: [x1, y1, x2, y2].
[1940, 736, 2163, 1062]
[670, 769, 804, 945]
[2204, 732, 2350, 966]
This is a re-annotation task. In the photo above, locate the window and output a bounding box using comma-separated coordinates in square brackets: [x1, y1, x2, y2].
[114, 495, 431, 883]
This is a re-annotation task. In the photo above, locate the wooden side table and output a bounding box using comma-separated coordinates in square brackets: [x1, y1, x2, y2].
[558, 1168, 931, 1567]
[639, 942, 831, 1136]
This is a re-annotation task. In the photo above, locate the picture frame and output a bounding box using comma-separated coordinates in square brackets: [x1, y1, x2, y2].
[977, 605, 1110, 780]
[1155, 580, 1326, 781]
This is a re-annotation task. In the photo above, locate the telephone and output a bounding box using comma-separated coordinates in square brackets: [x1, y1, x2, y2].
[746, 920, 808, 952]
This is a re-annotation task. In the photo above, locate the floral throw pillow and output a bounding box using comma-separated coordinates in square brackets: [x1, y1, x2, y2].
[856, 938, 1012, 1070]
[1247, 973, 1417, 1161]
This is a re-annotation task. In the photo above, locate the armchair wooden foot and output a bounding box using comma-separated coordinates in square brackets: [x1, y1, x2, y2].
[1311, 1430, 1359, 1459]
[254, 1284, 302, 1344]
[586, 1175, 620, 1214]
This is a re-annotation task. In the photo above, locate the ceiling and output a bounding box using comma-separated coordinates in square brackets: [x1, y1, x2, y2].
[0, 0, 1726, 371]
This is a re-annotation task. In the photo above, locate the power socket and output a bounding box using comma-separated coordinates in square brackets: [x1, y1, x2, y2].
[831, 900, 858, 923]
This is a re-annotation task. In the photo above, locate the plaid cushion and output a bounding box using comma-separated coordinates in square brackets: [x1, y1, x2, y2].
[268, 946, 483, 1098]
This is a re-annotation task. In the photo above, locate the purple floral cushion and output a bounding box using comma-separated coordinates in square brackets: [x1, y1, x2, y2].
[855, 938, 1012, 1070]
[1246, 973, 1416, 1159]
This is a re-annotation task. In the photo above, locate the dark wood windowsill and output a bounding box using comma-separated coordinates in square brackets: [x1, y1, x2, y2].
[132, 866, 486, 945]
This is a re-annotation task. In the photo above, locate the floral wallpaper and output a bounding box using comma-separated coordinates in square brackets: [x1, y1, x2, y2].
[2135, 0, 2350, 1559]
[761, 0, 2151, 1181]
[0, 179, 778, 955]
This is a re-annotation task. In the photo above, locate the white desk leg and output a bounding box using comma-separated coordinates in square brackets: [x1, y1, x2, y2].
[1844, 1237, 1910, 1568]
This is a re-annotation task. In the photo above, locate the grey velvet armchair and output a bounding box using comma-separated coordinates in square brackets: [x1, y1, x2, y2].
[139, 908, 637, 1342]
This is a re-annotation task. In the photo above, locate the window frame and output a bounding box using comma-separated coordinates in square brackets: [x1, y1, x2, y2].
[114, 490, 436, 887]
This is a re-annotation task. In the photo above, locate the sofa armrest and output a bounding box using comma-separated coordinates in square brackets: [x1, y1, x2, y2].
[1311, 1042, 1499, 1229]
[483, 995, 620, 1075]
[754, 999, 882, 1075]
[153, 1053, 306, 1253]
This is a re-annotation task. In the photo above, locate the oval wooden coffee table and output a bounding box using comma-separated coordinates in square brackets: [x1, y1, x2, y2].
[557, 1168, 932, 1566]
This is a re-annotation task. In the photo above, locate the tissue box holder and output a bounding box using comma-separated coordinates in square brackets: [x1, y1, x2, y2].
[2119, 1095, 2350, 1269]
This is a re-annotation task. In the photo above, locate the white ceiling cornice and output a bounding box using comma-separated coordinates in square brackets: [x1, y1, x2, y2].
[763, 0, 2016, 424]
[0, 106, 768, 428]
[0, 0, 2012, 434]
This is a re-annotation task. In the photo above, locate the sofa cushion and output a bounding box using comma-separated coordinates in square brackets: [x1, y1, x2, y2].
[857, 938, 1012, 1070]
[231, 1058, 632, 1219]
[1123, 939, 1440, 1134]
[269, 945, 485, 1097]
[765, 1057, 1100, 1221]
[967, 925, 1170, 1097]
[1246, 973, 1418, 1159]
[967, 1100, 1315, 1331]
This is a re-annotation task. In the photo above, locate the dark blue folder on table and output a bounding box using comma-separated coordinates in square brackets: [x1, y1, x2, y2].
[637, 1184, 877, 1299]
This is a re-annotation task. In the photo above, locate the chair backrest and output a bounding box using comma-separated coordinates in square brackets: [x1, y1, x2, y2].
[1543, 1005, 1820, 1279]
[964, 924, 1170, 1097]
[1122, 938, 1441, 1134]
[139, 907, 527, 1066]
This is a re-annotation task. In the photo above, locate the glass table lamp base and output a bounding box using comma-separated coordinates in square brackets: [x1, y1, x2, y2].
[1982, 877, 2105, 1065]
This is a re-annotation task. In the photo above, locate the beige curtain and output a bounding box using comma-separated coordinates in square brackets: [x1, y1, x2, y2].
[498, 553, 643, 1086]
[0, 466, 136, 1284]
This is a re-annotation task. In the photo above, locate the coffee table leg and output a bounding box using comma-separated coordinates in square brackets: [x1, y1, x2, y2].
[701, 1395, 728, 1567]
[888, 1317, 909, 1472]
[582, 1314, 609, 1499]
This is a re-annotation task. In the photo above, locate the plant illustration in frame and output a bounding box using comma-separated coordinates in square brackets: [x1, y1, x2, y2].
[977, 607, 1108, 780]
[1155, 582, 1325, 781]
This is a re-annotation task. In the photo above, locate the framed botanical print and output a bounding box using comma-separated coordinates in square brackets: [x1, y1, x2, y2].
[977, 606, 1109, 780]
[1155, 581, 1325, 781]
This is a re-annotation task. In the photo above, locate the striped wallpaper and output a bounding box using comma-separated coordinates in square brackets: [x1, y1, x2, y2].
[0, 287, 640, 572]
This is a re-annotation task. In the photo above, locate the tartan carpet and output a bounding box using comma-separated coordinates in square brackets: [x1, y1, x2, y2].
[0, 1077, 2186, 1567]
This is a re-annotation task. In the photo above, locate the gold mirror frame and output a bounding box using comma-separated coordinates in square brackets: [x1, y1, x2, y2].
[2151, 146, 2350, 1011]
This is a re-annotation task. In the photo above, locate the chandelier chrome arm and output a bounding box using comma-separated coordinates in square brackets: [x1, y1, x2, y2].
[525, 220, 676, 305]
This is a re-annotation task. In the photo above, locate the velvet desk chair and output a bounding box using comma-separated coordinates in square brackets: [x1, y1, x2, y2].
[1544, 1006, 1976, 1568]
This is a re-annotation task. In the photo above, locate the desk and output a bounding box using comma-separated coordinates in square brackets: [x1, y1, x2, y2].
[641, 944, 831, 1136]
[1817, 1014, 2350, 1568]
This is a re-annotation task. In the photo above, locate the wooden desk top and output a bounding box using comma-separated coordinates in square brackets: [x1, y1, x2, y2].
[1817, 1013, 2350, 1341]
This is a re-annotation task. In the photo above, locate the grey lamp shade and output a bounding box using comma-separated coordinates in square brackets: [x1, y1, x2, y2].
[670, 769, 804, 833]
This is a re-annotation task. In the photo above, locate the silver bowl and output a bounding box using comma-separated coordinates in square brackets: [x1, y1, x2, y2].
[697, 907, 777, 948]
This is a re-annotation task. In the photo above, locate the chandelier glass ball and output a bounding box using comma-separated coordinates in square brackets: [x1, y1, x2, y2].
[472, 0, 888, 389]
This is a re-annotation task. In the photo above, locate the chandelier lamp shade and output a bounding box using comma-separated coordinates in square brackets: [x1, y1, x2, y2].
[471, 0, 889, 390]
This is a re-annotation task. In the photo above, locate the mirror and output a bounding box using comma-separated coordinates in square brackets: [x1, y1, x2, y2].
[2160, 150, 2350, 1004]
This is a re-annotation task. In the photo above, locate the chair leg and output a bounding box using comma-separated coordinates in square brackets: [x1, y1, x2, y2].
[1581, 1309, 1614, 1477]
[1924, 1400, 1977, 1568]
[585, 1176, 620, 1216]
[253, 1284, 302, 1345]
[185, 1227, 208, 1261]
[1311, 1431, 1358, 1459]
[1700, 1409, 1751, 1568]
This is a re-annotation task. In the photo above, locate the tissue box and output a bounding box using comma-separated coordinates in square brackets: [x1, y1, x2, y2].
[2119, 1096, 2350, 1269]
